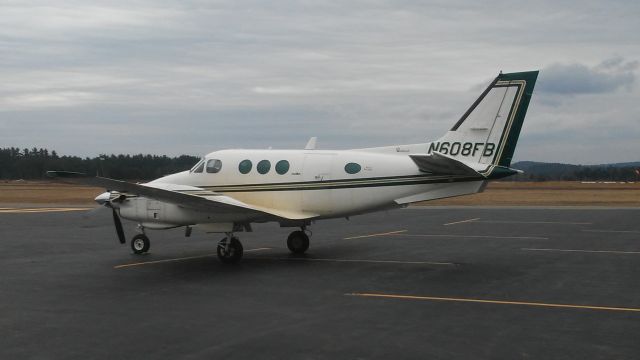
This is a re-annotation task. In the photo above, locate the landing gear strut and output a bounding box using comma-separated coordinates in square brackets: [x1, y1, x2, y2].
[131, 233, 150, 254]
[287, 230, 310, 254]
[217, 235, 243, 264]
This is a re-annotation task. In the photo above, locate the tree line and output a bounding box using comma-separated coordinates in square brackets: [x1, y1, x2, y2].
[0, 147, 638, 181]
[509, 161, 640, 182]
[0, 147, 199, 180]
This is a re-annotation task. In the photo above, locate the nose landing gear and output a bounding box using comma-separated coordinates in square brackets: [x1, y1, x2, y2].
[131, 233, 150, 254]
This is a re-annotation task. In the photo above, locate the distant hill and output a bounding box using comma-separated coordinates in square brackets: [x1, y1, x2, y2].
[509, 161, 640, 181]
[604, 161, 640, 168]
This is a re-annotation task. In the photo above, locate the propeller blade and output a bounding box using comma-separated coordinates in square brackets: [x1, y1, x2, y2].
[112, 208, 126, 244]
[82, 205, 109, 219]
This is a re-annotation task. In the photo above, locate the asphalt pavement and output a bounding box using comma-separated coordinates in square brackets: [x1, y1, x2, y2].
[1, 206, 639, 359]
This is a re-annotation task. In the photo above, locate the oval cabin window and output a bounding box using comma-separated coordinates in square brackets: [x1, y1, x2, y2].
[257, 160, 271, 174]
[275, 160, 290, 175]
[238, 160, 252, 174]
[344, 162, 361, 174]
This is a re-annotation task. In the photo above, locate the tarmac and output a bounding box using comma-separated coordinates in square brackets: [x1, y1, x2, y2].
[1, 205, 640, 359]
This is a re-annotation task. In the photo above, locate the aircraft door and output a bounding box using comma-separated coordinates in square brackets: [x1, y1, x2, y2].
[302, 154, 334, 214]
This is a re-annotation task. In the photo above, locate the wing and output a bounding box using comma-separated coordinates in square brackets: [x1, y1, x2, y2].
[47, 171, 317, 220]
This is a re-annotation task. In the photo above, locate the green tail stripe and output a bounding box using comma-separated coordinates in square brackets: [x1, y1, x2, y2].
[496, 71, 539, 167]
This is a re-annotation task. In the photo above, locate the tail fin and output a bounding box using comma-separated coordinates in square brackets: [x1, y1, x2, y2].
[429, 71, 538, 176]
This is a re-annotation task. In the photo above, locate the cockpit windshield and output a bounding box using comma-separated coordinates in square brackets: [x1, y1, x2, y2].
[191, 159, 205, 173]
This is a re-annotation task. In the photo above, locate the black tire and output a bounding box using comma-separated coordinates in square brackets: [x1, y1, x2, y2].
[131, 234, 150, 254]
[217, 237, 243, 264]
[287, 231, 309, 254]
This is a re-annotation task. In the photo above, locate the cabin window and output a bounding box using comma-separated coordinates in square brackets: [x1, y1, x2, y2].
[257, 160, 271, 174]
[275, 160, 290, 175]
[192, 160, 204, 173]
[344, 162, 361, 174]
[238, 160, 252, 174]
[206, 159, 222, 173]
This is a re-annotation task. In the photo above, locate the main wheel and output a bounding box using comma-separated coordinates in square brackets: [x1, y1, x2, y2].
[287, 231, 309, 254]
[131, 234, 150, 254]
[217, 237, 243, 264]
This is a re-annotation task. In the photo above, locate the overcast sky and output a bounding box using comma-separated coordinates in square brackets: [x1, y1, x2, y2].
[1, 0, 638, 164]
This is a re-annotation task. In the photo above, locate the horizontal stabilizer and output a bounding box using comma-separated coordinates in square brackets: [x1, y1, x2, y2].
[409, 152, 481, 177]
[487, 165, 523, 179]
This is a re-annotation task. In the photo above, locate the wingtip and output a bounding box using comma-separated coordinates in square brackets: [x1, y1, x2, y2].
[46, 171, 88, 179]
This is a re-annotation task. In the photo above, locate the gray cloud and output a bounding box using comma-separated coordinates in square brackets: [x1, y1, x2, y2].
[0, 1, 639, 164]
[538, 57, 637, 95]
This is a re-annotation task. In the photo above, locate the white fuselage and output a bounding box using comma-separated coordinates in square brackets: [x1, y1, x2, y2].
[116, 146, 485, 228]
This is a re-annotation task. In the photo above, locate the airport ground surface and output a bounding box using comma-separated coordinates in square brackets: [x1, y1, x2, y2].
[2, 206, 640, 359]
[2, 180, 639, 207]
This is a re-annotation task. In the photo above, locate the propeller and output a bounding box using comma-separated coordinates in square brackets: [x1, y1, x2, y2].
[94, 191, 126, 244]
[81, 204, 110, 219]
[111, 207, 126, 244]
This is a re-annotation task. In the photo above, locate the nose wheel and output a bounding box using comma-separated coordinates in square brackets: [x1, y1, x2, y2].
[131, 234, 150, 254]
[217, 236, 243, 264]
[287, 230, 310, 254]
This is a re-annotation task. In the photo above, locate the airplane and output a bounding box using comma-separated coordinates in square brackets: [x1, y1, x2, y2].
[48, 70, 538, 264]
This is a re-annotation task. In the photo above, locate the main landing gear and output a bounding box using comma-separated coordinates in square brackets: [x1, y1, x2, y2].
[287, 230, 310, 254]
[217, 235, 243, 264]
[214, 227, 311, 264]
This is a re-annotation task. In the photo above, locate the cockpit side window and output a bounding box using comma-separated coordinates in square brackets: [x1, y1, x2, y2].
[192, 160, 205, 173]
[206, 159, 222, 173]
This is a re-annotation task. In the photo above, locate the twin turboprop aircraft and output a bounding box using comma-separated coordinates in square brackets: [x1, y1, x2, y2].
[49, 70, 538, 264]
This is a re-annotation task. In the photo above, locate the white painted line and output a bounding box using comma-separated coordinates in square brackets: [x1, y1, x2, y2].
[477, 220, 591, 225]
[114, 248, 272, 269]
[583, 229, 640, 234]
[443, 218, 480, 226]
[343, 230, 407, 240]
[251, 257, 455, 266]
[390, 234, 549, 240]
[522, 248, 640, 255]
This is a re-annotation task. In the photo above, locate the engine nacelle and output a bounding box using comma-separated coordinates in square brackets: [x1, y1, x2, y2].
[117, 197, 254, 226]
[118, 197, 199, 226]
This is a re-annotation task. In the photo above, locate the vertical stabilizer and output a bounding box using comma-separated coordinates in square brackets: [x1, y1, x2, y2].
[429, 71, 538, 175]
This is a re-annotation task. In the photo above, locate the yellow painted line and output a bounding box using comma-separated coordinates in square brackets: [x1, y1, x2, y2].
[478, 220, 591, 225]
[583, 229, 640, 234]
[343, 230, 407, 240]
[443, 217, 480, 226]
[1, 207, 89, 211]
[346, 293, 640, 313]
[522, 248, 640, 255]
[252, 257, 454, 266]
[0, 207, 91, 213]
[390, 234, 548, 240]
[114, 248, 272, 269]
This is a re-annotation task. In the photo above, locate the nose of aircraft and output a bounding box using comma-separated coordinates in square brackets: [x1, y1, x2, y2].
[94, 192, 111, 205]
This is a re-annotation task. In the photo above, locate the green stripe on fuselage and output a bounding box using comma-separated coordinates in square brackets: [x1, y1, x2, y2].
[186, 174, 484, 193]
